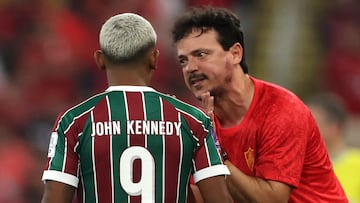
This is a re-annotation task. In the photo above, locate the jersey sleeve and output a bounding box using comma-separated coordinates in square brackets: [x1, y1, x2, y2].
[191, 118, 230, 183]
[42, 113, 80, 188]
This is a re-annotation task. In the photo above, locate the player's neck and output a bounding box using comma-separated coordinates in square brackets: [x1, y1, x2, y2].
[214, 74, 254, 128]
[106, 65, 152, 86]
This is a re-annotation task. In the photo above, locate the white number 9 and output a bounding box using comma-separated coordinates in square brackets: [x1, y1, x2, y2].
[120, 146, 155, 202]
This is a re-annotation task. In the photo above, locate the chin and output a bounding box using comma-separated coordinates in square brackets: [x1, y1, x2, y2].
[190, 85, 210, 99]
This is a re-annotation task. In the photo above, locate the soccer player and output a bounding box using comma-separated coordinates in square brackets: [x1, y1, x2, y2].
[41, 13, 231, 203]
[171, 6, 348, 202]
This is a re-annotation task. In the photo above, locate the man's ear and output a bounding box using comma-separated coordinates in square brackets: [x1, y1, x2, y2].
[149, 49, 159, 70]
[229, 42, 243, 65]
[94, 50, 106, 70]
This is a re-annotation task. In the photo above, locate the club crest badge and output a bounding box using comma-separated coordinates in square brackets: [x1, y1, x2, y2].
[244, 147, 255, 171]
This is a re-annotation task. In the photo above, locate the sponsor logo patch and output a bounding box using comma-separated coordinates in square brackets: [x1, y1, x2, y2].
[48, 132, 58, 158]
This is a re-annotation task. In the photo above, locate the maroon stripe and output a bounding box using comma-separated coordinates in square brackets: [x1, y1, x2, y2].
[45, 157, 51, 170]
[92, 98, 112, 203]
[126, 92, 146, 147]
[126, 92, 145, 203]
[63, 112, 89, 176]
[162, 100, 181, 202]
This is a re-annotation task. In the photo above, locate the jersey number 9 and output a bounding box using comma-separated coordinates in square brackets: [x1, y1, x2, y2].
[120, 146, 155, 202]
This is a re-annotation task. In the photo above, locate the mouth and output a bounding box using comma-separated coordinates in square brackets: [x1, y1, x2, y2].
[188, 74, 207, 87]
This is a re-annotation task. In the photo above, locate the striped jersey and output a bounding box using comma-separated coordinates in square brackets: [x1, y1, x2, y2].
[42, 86, 229, 203]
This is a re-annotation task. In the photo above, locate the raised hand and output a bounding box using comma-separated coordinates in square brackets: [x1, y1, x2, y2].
[200, 92, 214, 122]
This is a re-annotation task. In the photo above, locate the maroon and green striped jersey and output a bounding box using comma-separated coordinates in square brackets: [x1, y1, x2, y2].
[42, 86, 229, 203]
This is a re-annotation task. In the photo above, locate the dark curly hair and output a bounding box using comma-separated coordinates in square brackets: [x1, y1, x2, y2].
[171, 6, 248, 73]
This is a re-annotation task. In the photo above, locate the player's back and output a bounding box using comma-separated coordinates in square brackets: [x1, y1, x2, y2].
[44, 86, 221, 203]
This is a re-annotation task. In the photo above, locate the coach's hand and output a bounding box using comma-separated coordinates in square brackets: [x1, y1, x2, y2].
[200, 91, 214, 121]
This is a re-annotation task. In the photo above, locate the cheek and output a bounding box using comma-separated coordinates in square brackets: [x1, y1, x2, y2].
[182, 70, 189, 85]
[181, 69, 186, 78]
[224, 71, 233, 83]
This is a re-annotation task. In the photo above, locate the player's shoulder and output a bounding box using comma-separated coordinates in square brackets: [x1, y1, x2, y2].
[52, 91, 108, 130]
[60, 91, 108, 119]
[256, 78, 307, 111]
[156, 92, 210, 120]
[252, 78, 314, 126]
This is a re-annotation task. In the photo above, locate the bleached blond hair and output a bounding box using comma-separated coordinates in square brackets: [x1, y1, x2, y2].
[99, 13, 157, 63]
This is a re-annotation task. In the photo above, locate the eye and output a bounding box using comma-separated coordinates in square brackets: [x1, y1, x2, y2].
[178, 58, 188, 67]
[197, 51, 207, 58]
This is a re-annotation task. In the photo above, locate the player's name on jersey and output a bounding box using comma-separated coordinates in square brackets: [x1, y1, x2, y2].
[91, 120, 182, 136]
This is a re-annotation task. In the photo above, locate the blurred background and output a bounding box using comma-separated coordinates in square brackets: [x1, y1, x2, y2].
[0, 0, 359, 202]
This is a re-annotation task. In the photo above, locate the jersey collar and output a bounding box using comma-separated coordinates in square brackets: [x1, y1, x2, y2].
[106, 86, 156, 92]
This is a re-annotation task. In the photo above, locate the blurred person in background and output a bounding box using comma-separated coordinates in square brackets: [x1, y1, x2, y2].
[41, 13, 231, 203]
[322, 0, 360, 116]
[320, 0, 360, 149]
[307, 92, 360, 203]
[171, 6, 347, 202]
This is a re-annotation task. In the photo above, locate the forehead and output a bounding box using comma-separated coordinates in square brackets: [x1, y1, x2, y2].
[176, 29, 221, 54]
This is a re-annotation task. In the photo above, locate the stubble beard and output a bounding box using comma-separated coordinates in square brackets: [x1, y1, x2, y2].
[207, 74, 232, 101]
[193, 72, 232, 101]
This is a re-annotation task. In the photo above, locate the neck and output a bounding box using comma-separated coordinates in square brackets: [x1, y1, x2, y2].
[106, 64, 153, 86]
[214, 74, 254, 128]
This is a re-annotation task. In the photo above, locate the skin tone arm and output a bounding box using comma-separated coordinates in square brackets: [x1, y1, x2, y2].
[192, 164, 289, 203]
[197, 176, 233, 203]
[190, 184, 204, 203]
[41, 181, 75, 203]
[225, 160, 291, 203]
[41, 177, 231, 203]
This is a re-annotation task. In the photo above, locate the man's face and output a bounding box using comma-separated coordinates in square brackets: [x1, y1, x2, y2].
[175, 29, 234, 100]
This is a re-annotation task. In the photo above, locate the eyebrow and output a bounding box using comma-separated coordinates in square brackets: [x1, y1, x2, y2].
[177, 54, 187, 60]
[178, 48, 209, 59]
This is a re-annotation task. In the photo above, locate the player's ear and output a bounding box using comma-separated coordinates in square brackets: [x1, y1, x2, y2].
[94, 50, 106, 70]
[149, 49, 159, 70]
[229, 42, 243, 65]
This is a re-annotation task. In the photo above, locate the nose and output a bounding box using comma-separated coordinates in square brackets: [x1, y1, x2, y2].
[184, 57, 198, 73]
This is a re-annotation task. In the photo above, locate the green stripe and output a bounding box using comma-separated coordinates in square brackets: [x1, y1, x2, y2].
[178, 116, 196, 203]
[108, 92, 129, 203]
[80, 118, 96, 203]
[50, 130, 66, 171]
[205, 131, 222, 165]
[143, 92, 163, 203]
